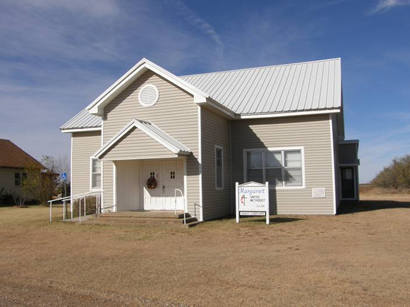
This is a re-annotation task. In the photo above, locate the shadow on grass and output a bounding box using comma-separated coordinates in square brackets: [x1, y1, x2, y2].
[245, 216, 303, 224]
[338, 200, 410, 214]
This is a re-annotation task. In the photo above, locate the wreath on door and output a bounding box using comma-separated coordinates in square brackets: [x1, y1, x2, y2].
[146, 175, 158, 189]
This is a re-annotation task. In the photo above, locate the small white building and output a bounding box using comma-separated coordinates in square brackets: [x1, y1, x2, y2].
[61, 58, 359, 221]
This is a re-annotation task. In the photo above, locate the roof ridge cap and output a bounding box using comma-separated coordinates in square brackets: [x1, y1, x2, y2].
[179, 58, 341, 78]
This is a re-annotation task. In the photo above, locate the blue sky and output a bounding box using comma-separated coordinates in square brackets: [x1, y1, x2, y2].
[1, 0, 410, 183]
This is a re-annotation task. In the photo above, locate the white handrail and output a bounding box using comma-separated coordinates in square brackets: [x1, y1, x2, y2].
[48, 190, 103, 224]
[174, 188, 183, 215]
[48, 190, 103, 204]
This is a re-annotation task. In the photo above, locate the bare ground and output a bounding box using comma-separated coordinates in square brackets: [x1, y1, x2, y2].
[0, 193, 409, 306]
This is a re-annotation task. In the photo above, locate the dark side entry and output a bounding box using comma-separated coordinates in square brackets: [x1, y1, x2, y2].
[341, 167, 356, 199]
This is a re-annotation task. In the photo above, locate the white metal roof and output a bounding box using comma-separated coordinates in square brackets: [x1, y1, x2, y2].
[181, 58, 341, 115]
[61, 58, 342, 130]
[94, 119, 191, 158]
[60, 109, 102, 130]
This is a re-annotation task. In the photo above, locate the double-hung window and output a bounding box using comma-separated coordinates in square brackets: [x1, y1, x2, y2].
[245, 148, 304, 188]
[15, 173, 21, 186]
[91, 158, 101, 189]
[215, 145, 224, 190]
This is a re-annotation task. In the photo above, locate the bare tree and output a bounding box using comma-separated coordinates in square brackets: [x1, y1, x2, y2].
[39, 156, 61, 203]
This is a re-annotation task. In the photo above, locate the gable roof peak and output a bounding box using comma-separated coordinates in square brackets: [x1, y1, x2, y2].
[86, 57, 209, 116]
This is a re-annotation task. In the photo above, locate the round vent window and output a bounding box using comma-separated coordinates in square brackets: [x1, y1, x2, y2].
[138, 84, 159, 107]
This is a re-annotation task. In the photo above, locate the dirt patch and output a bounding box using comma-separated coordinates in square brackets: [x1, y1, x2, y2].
[0, 197, 409, 306]
[360, 184, 410, 199]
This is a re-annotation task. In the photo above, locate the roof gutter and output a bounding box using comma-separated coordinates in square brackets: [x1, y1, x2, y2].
[239, 108, 340, 119]
[60, 127, 102, 134]
[198, 98, 237, 119]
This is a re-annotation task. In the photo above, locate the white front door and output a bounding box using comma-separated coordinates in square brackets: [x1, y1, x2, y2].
[142, 159, 184, 210]
[115, 160, 142, 211]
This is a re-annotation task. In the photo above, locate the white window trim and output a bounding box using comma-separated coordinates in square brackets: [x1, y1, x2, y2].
[243, 146, 305, 190]
[89, 157, 102, 191]
[215, 145, 224, 190]
[138, 84, 159, 107]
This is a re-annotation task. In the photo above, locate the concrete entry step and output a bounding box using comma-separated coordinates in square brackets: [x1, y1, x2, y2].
[176, 213, 191, 219]
[101, 210, 183, 219]
[185, 221, 201, 228]
[73, 210, 202, 227]
[182, 217, 197, 224]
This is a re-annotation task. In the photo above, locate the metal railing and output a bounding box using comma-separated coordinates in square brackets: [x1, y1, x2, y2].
[174, 188, 186, 224]
[48, 190, 103, 223]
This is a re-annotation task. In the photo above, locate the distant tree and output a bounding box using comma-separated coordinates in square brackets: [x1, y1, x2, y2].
[372, 155, 410, 189]
[11, 162, 41, 207]
[39, 156, 61, 203]
[12, 155, 69, 206]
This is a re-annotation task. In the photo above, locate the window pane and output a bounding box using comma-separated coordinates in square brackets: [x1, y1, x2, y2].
[343, 168, 353, 180]
[92, 174, 101, 188]
[266, 168, 283, 186]
[285, 150, 301, 168]
[216, 148, 223, 188]
[216, 149, 222, 167]
[265, 151, 282, 168]
[284, 168, 302, 186]
[216, 148, 222, 161]
[247, 169, 263, 183]
[247, 151, 262, 169]
[15, 173, 21, 186]
[216, 167, 222, 187]
[92, 159, 101, 173]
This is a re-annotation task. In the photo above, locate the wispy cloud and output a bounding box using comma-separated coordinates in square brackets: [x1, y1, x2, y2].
[172, 0, 224, 59]
[0, 0, 231, 161]
[15, 0, 120, 17]
[3, 0, 405, 186]
[369, 0, 410, 14]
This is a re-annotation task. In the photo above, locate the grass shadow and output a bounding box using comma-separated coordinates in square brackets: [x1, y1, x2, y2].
[338, 200, 410, 214]
[245, 216, 303, 224]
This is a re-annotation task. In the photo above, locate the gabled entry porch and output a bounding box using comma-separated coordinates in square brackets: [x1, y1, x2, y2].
[93, 118, 192, 213]
[113, 158, 186, 212]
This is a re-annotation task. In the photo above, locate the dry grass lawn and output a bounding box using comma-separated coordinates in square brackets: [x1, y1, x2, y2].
[0, 192, 409, 306]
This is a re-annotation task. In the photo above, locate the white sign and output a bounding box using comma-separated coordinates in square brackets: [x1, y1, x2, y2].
[312, 188, 326, 198]
[240, 211, 266, 216]
[236, 181, 269, 224]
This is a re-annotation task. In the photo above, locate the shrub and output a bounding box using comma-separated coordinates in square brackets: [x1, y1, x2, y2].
[0, 188, 14, 205]
[372, 155, 410, 189]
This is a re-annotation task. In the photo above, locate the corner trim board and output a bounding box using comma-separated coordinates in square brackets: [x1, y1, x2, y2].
[329, 114, 337, 215]
[198, 106, 203, 221]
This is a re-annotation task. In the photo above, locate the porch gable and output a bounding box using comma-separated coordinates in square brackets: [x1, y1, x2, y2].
[95, 119, 191, 160]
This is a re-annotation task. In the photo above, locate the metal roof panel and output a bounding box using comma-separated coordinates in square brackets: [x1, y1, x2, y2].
[62, 58, 342, 130]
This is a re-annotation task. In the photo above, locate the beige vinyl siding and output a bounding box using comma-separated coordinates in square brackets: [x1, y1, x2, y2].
[71, 131, 101, 196]
[102, 71, 200, 216]
[103, 161, 113, 210]
[101, 127, 176, 160]
[201, 107, 231, 220]
[332, 114, 341, 210]
[231, 114, 335, 215]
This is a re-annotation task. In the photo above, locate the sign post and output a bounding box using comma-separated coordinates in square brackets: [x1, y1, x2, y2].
[236, 181, 270, 225]
[60, 172, 67, 198]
